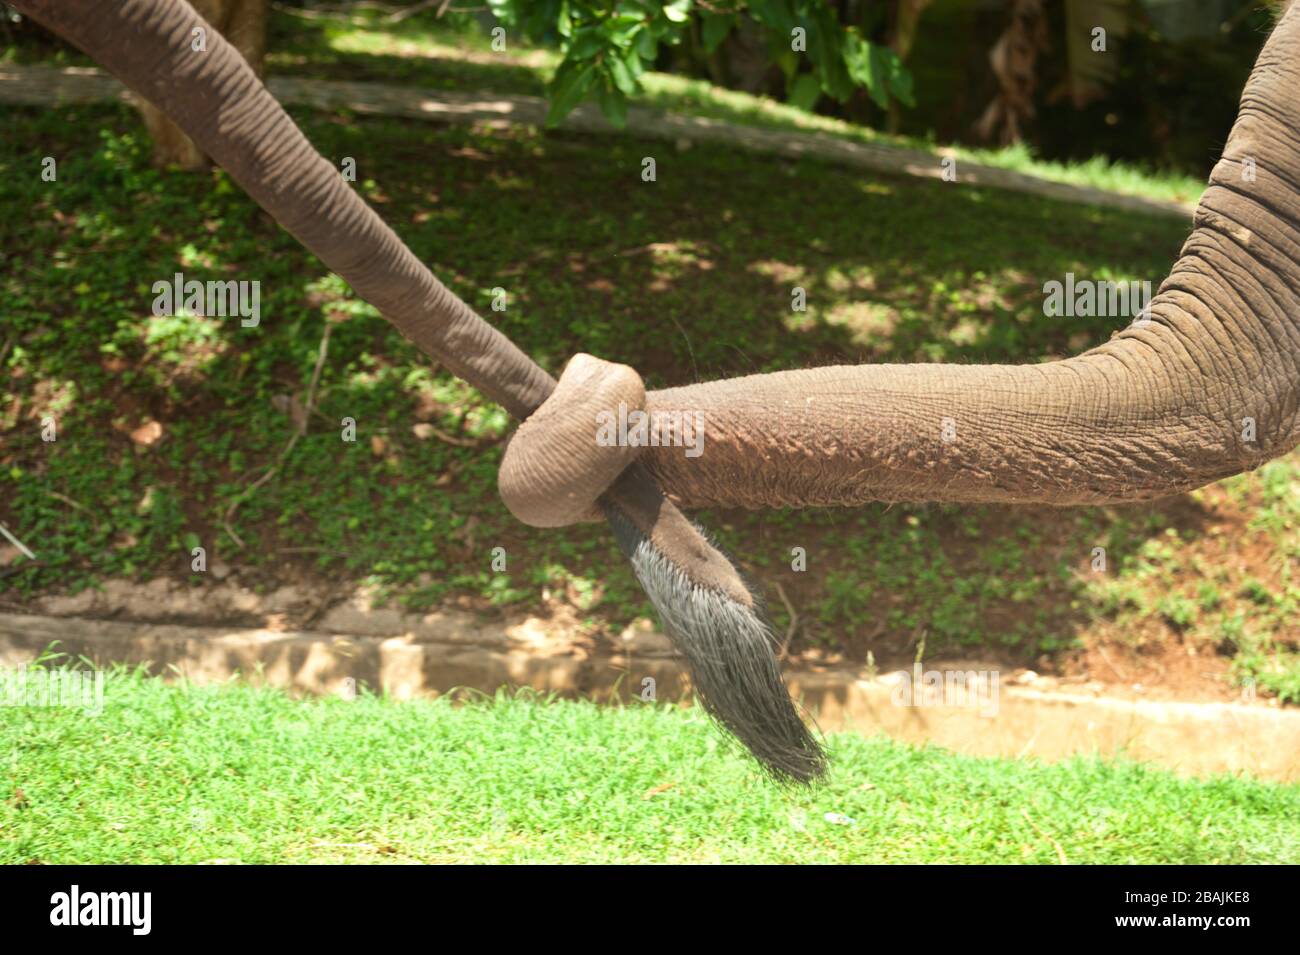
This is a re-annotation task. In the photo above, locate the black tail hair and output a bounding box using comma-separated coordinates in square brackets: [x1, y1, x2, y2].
[605, 505, 827, 784]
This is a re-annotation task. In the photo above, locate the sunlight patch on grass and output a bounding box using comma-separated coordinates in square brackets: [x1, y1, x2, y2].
[3, 672, 1296, 864]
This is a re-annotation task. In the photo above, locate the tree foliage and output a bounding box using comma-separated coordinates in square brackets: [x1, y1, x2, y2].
[486, 0, 914, 127]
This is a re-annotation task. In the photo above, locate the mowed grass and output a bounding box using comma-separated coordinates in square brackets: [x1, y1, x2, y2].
[2, 670, 1297, 864]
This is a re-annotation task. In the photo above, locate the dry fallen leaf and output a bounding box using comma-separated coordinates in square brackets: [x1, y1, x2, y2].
[113, 533, 138, 551]
[271, 393, 308, 430]
[130, 419, 164, 447]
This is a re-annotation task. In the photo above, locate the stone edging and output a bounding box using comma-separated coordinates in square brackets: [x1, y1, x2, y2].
[3, 611, 1295, 782]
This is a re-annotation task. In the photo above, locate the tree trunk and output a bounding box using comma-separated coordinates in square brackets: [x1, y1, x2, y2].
[136, 0, 268, 169]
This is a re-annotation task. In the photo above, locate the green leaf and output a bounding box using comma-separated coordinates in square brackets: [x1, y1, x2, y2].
[748, 0, 795, 34]
[608, 52, 637, 95]
[865, 43, 890, 109]
[788, 72, 821, 112]
[567, 28, 605, 59]
[635, 28, 657, 61]
[889, 63, 916, 108]
[608, 13, 644, 44]
[546, 61, 597, 126]
[768, 34, 799, 79]
[623, 46, 644, 78]
[701, 13, 736, 53]
[663, 0, 692, 24]
[805, 10, 853, 102]
[845, 34, 911, 109]
[596, 84, 629, 128]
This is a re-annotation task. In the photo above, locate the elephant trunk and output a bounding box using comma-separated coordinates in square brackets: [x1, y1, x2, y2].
[14, 0, 826, 781]
[14, 0, 553, 419]
[640, 8, 1300, 511]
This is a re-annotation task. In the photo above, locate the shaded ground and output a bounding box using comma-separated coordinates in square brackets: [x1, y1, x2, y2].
[3, 98, 1297, 706]
[0, 62, 1190, 221]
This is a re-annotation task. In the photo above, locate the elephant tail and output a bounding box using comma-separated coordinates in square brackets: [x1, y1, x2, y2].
[604, 473, 827, 784]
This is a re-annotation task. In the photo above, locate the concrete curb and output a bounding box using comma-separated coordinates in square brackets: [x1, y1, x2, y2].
[0, 64, 1193, 220]
[3, 611, 1295, 782]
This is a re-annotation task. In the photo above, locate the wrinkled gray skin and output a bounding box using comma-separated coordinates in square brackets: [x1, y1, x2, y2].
[15, 0, 1300, 782]
[524, 6, 1300, 521]
[639, 27, 1300, 512]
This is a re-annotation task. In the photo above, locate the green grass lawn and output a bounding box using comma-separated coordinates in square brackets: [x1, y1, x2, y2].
[3, 669, 1296, 864]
